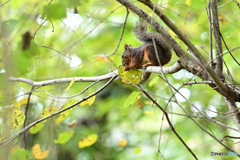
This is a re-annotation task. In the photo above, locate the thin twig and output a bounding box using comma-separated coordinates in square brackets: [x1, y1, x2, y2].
[233, 0, 240, 9]
[138, 85, 198, 159]
[207, 2, 214, 68]
[183, 81, 214, 85]
[0, 0, 10, 7]
[0, 75, 117, 148]
[33, 20, 47, 43]
[35, 79, 101, 99]
[39, 45, 72, 59]
[221, 135, 240, 141]
[108, 7, 129, 56]
[23, 86, 34, 149]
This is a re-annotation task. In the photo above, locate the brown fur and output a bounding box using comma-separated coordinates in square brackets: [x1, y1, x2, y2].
[122, 25, 172, 71]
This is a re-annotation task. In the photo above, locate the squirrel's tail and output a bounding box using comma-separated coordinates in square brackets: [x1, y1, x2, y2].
[133, 20, 172, 57]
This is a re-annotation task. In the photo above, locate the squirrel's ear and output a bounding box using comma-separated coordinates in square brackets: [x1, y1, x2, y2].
[124, 44, 129, 50]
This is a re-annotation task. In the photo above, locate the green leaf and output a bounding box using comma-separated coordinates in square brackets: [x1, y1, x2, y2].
[55, 99, 78, 124]
[42, 4, 67, 19]
[124, 91, 140, 108]
[29, 122, 45, 134]
[118, 66, 142, 84]
[8, 148, 27, 160]
[54, 130, 74, 144]
[188, 0, 205, 9]
[133, 146, 142, 154]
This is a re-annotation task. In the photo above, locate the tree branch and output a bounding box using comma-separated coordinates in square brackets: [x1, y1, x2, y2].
[224, 97, 240, 130]
[139, 85, 198, 159]
[9, 71, 118, 86]
[23, 86, 34, 149]
[118, 0, 240, 101]
[0, 75, 117, 148]
[210, 0, 223, 78]
[141, 61, 183, 82]
[9, 62, 183, 87]
[144, 61, 183, 74]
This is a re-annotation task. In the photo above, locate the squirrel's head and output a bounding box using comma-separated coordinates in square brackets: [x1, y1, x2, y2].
[122, 44, 132, 66]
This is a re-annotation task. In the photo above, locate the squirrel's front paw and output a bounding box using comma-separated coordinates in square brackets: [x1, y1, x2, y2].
[142, 64, 148, 70]
[124, 66, 129, 71]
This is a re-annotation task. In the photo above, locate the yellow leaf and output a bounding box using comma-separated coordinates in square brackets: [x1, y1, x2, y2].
[144, 111, 155, 115]
[6, 109, 25, 129]
[13, 98, 29, 109]
[78, 134, 98, 148]
[40, 102, 57, 118]
[79, 101, 88, 107]
[118, 66, 142, 85]
[65, 77, 76, 92]
[95, 56, 112, 62]
[55, 114, 68, 124]
[185, 0, 191, 6]
[87, 95, 95, 106]
[133, 146, 142, 154]
[218, 15, 227, 25]
[145, 101, 153, 105]
[79, 94, 96, 107]
[55, 100, 78, 124]
[118, 139, 127, 147]
[32, 144, 49, 159]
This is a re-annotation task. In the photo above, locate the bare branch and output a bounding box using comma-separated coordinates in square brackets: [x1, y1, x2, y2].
[141, 61, 183, 82]
[0, 0, 10, 7]
[138, 85, 198, 159]
[118, 0, 240, 101]
[206, 3, 214, 68]
[108, 7, 129, 56]
[221, 135, 240, 141]
[9, 64, 183, 87]
[144, 61, 183, 74]
[23, 86, 34, 149]
[9, 71, 118, 86]
[233, 0, 240, 9]
[0, 75, 117, 148]
[224, 97, 240, 130]
[35, 80, 101, 99]
[183, 81, 214, 85]
[210, 0, 223, 78]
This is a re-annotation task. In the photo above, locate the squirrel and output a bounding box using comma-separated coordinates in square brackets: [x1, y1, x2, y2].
[122, 21, 172, 71]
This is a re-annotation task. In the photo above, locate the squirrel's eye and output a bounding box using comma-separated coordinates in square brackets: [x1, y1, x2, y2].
[122, 55, 124, 58]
